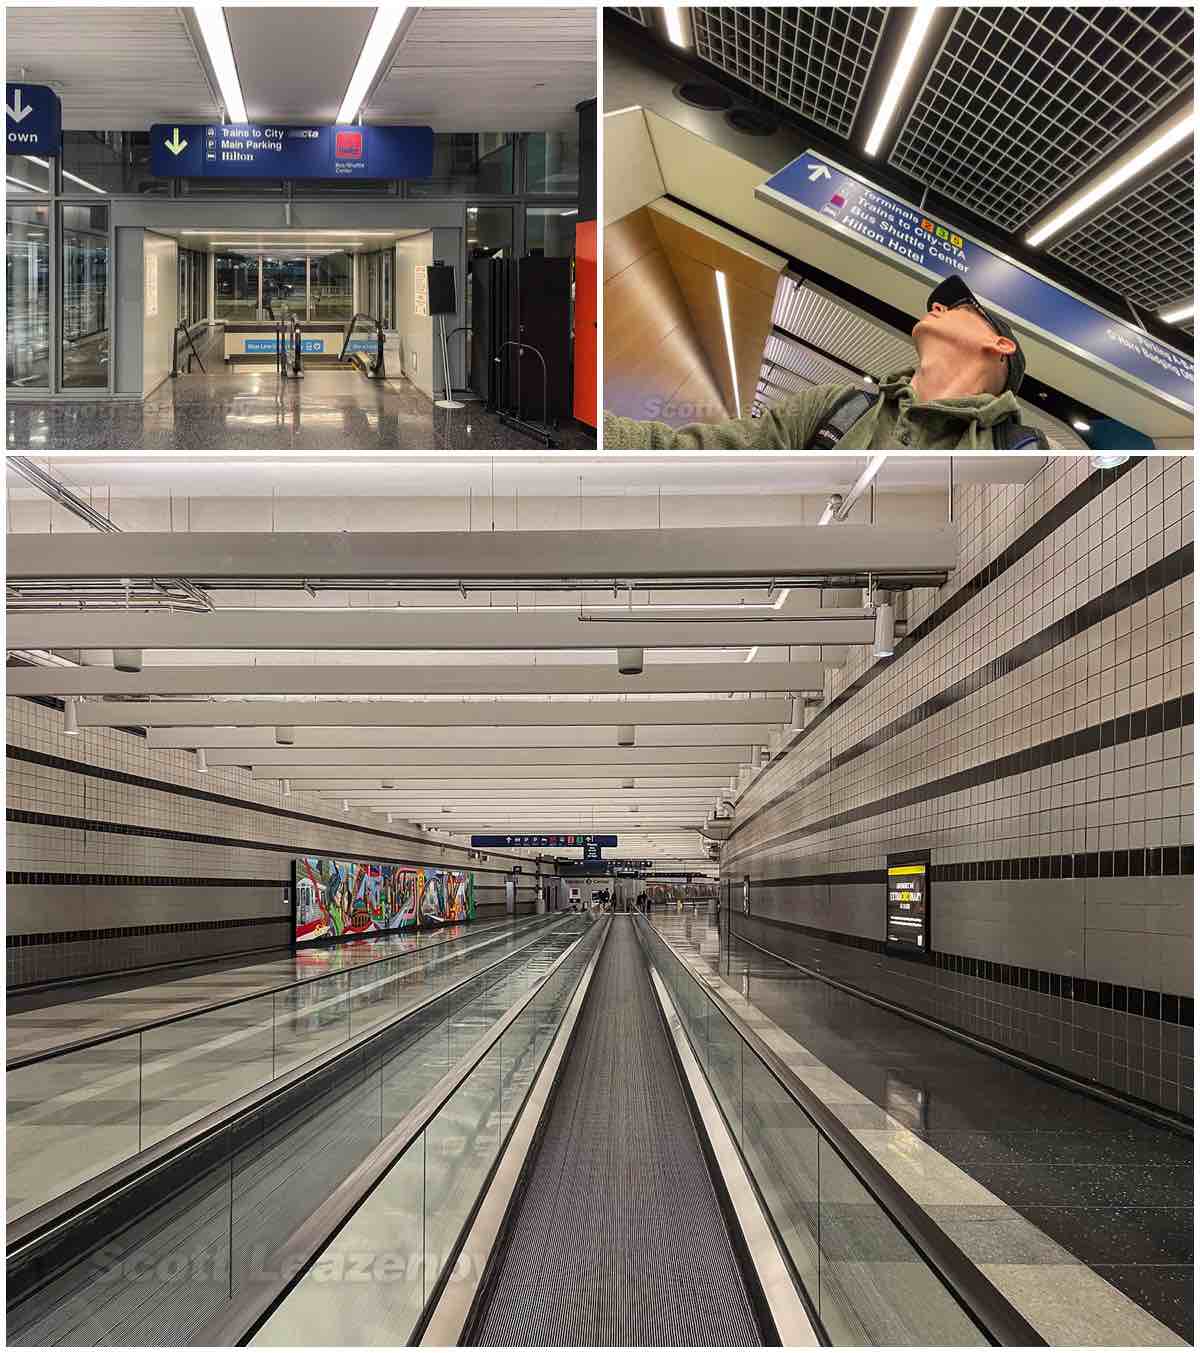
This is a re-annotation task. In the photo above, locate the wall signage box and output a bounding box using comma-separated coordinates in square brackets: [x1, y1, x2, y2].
[150, 122, 433, 179]
[885, 854, 930, 959]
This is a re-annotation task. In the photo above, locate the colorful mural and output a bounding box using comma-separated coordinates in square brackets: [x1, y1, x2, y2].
[294, 856, 474, 945]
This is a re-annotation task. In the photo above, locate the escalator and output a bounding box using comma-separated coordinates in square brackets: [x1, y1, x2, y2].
[465, 916, 765, 1346]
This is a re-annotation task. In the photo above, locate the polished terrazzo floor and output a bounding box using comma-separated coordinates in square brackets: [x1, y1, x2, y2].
[680, 917, 1193, 1341]
[6, 367, 597, 452]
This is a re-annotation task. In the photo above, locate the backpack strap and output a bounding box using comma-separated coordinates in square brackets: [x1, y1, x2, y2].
[992, 412, 1049, 450]
[805, 389, 881, 450]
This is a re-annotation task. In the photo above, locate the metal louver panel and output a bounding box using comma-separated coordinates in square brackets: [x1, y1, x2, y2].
[691, 6, 888, 139]
[772, 275, 918, 378]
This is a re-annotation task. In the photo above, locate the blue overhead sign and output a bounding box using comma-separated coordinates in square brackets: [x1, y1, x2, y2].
[150, 122, 434, 180]
[471, 835, 619, 849]
[756, 150, 1194, 413]
[6, 83, 61, 157]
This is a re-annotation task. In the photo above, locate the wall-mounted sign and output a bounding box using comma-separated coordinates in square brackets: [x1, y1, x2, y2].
[886, 860, 929, 957]
[6, 83, 61, 157]
[143, 262, 158, 319]
[583, 841, 603, 862]
[413, 265, 430, 317]
[150, 122, 433, 180]
[471, 834, 618, 848]
[756, 150, 1194, 414]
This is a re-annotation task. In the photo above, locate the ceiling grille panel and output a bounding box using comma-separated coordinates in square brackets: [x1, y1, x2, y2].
[772, 276, 918, 377]
[1048, 153, 1194, 317]
[614, 7, 648, 24]
[889, 7, 1195, 233]
[691, 6, 888, 139]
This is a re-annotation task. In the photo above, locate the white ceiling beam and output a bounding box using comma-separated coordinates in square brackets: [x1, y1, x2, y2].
[7, 611, 875, 651]
[255, 765, 738, 782]
[77, 697, 790, 730]
[6, 525, 957, 581]
[150, 728, 765, 752]
[4, 660, 825, 699]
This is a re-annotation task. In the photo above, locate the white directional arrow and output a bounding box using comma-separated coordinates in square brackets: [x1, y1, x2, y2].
[806, 162, 831, 182]
[6, 88, 33, 123]
[164, 127, 188, 155]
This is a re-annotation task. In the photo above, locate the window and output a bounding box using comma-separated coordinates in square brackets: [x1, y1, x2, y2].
[525, 206, 577, 259]
[6, 201, 51, 388]
[215, 252, 258, 320]
[61, 202, 110, 390]
[311, 253, 353, 321]
[261, 257, 306, 319]
[61, 132, 162, 196]
[526, 130, 579, 195]
[407, 134, 514, 196]
[6, 154, 51, 195]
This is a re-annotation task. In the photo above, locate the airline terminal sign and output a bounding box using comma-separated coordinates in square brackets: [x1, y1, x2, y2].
[756, 151, 1194, 413]
[150, 122, 434, 180]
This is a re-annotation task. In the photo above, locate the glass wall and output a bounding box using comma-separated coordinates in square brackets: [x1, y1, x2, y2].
[311, 253, 353, 321]
[261, 257, 306, 318]
[408, 134, 515, 197]
[525, 206, 577, 259]
[362, 250, 394, 328]
[61, 132, 163, 196]
[6, 201, 51, 388]
[6, 154, 52, 194]
[526, 130, 580, 196]
[215, 252, 258, 320]
[61, 203, 110, 390]
[178, 249, 208, 329]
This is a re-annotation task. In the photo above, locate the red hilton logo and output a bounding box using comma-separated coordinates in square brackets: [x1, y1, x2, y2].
[335, 130, 363, 159]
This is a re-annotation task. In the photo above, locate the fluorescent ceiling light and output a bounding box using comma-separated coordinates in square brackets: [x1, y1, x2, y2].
[7, 175, 42, 192]
[1072, 419, 1091, 433]
[864, 5, 938, 157]
[193, 5, 247, 123]
[715, 270, 741, 419]
[1026, 111, 1196, 247]
[662, 5, 690, 48]
[338, 6, 408, 124]
[1160, 301, 1194, 325]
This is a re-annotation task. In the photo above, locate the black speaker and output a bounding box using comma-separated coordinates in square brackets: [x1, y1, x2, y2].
[576, 98, 596, 223]
[426, 263, 456, 316]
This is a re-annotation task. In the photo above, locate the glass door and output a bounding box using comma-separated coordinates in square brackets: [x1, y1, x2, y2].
[260, 256, 306, 320]
[61, 203, 110, 390]
[6, 202, 51, 389]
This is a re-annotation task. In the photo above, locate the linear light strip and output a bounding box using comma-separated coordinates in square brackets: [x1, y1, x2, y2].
[662, 6, 690, 48]
[864, 4, 938, 157]
[714, 270, 741, 420]
[337, 6, 408, 124]
[1026, 110, 1197, 248]
[193, 6, 247, 123]
[1159, 301, 1194, 325]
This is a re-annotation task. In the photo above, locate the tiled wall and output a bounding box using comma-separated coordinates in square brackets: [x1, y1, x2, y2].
[723, 455, 1193, 1117]
[7, 698, 545, 988]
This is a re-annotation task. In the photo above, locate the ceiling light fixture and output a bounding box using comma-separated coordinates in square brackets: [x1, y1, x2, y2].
[337, 6, 408, 123]
[196, 748, 209, 773]
[662, 5, 691, 48]
[1091, 454, 1130, 470]
[1026, 109, 1196, 247]
[864, 4, 938, 157]
[193, 5, 248, 123]
[873, 603, 896, 658]
[714, 270, 741, 419]
[62, 698, 80, 736]
[281, 778, 291, 796]
[817, 494, 843, 526]
[1159, 301, 1194, 326]
[1071, 419, 1091, 433]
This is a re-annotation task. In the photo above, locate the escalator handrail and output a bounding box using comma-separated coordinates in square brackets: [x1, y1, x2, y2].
[637, 918, 1046, 1348]
[194, 916, 608, 1348]
[338, 311, 384, 369]
[5, 916, 570, 1269]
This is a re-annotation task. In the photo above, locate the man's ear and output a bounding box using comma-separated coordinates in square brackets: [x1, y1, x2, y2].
[993, 335, 1017, 357]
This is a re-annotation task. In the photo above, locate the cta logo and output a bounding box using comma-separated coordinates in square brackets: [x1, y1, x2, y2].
[335, 130, 363, 160]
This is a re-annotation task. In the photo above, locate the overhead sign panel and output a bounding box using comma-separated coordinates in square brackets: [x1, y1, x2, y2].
[756, 150, 1194, 413]
[150, 123, 434, 180]
[6, 83, 61, 157]
[471, 834, 619, 849]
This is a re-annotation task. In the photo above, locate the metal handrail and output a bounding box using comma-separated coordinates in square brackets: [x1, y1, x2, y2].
[338, 311, 384, 373]
[169, 322, 205, 377]
[495, 337, 555, 448]
[192, 915, 607, 1347]
[638, 917, 1046, 1348]
[6, 916, 573, 1262]
[5, 915, 540, 1070]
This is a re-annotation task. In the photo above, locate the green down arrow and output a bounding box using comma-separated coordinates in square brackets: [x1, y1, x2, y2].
[164, 128, 188, 155]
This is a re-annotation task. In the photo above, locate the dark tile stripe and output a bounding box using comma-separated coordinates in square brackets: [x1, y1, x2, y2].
[5, 808, 517, 881]
[9, 915, 287, 948]
[733, 911, 1193, 1027]
[733, 694, 1192, 858]
[732, 540, 1192, 846]
[4, 743, 527, 867]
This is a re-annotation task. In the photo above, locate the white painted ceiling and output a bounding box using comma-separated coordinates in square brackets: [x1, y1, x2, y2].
[5, 6, 595, 132]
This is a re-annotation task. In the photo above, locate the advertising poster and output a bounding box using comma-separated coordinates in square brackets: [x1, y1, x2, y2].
[294, 857, 474, 945]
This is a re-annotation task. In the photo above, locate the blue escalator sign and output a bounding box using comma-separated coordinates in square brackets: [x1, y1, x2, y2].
[150, 122, 434, 180]
[6, 83, 61, 157]
[756, 150, 1194, 412]
[244, 337, 327, 354]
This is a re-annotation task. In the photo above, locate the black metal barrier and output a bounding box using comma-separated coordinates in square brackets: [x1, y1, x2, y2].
[495, 339, 556, 448]
[169, 323, 206, 377]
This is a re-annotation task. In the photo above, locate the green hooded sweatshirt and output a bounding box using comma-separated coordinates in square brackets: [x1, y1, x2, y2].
[603, 369, 1026, 451]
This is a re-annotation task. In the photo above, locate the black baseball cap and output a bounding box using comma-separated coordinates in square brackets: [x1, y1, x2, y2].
[927, 275, 1026, 395]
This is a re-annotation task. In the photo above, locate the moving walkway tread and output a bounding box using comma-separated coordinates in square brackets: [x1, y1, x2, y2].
[467, 916, 764, 1347]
